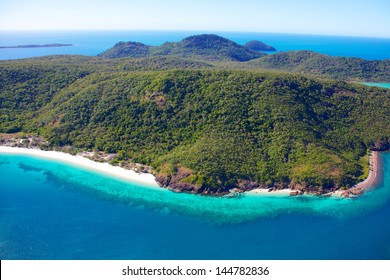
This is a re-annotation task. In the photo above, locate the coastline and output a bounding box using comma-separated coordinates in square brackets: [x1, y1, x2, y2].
[0, 146, 385, 198]
[0, 146, 159, 187]
[339, 151, 384, 198]
[249, 151, 384, 198]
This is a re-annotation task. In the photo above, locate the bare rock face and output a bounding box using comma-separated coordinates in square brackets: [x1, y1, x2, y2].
[341, 191, 349, 198]
[156, 174, 171, 188]
[349, 188, 364, 196]
[155, 167, 206, 194]
[237, 180, 259, 191]
[168, 183, 202, 194]
[341, 187, 364, 198]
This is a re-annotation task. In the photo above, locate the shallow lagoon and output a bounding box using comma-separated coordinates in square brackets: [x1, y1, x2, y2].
[361, 83, 390, 89]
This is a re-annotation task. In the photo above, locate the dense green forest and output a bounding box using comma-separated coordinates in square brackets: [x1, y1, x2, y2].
[1, 35, 389, 194]
[245, 50, 390, 81]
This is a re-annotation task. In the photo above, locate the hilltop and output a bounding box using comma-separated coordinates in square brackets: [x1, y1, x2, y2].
[99, 34, 269, 61]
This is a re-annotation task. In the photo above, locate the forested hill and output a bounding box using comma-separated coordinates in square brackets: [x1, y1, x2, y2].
[246, 50, 390, 81]
[1, 56, 389, 194]
[99, 34, 269, 61]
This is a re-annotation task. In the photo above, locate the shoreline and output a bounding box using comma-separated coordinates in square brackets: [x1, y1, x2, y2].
[0, 146, 385, 198]
[249, 150, 384, 198]
[0, 146, 159, 187]
[246, 188, 294, 197]
[339, 151, 384, 198]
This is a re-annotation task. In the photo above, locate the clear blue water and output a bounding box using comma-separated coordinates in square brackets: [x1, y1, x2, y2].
[1, 30, 390, 60]
[0, 152, 389, 260]
[362, 83, 390, 89]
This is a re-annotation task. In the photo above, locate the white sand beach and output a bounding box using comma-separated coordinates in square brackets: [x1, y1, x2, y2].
[0, 146, 159, 187]
[247, 188, 293, 196]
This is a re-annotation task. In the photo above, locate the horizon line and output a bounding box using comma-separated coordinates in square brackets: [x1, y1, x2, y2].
[0, 29, 389, 40]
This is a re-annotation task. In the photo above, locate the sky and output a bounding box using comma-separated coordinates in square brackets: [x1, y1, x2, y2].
[0, 0, 389, 38]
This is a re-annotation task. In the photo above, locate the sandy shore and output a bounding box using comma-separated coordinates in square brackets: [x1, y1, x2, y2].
[350, 151, 383, 191]
[355, 151, 382, 189]
[0, 146, 159, 187]
[247, 188, 293, 196]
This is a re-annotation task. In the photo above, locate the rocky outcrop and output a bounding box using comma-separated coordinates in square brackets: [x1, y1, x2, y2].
[156, 170, 264, 195]
[290, 190, 304, 196]
[237, 180, 260, 191]
[155, 167, 206, 194]
[0, 134, 48, 149]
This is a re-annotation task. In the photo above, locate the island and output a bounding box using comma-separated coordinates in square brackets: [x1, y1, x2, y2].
[0, 43, 73, 49]
[0, 34, 389, 197]
[244, 40, 277, 51]
[99, 34, 270, 61]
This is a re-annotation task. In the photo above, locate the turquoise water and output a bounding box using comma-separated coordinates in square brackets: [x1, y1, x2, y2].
[362, 83, 390, 89]
[1, 30, 390, 60]
[0, 152, 390, 259]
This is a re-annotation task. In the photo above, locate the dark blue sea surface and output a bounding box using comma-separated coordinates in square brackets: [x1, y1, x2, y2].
[0, 152, 389, 260]
[1, 30, 390, 60]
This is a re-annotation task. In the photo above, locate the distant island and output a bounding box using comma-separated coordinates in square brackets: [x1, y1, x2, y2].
[0, 43, 73, 49]
[99, 34, 275, 61]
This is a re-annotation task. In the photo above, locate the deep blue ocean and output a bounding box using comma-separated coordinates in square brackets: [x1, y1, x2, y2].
[0, 152, 389, 260]
[1, 30, 390, 60]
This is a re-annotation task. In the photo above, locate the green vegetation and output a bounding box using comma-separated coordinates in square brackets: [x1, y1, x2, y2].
[99, 41, 151, 58]
[0, 58, 92, 132]
[244, 40, 277, 51]
[1, 35, 389, 194]
[246, 50, 390, 81]
[100, 35, 390, 82]
[99, 34, 267, 62]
